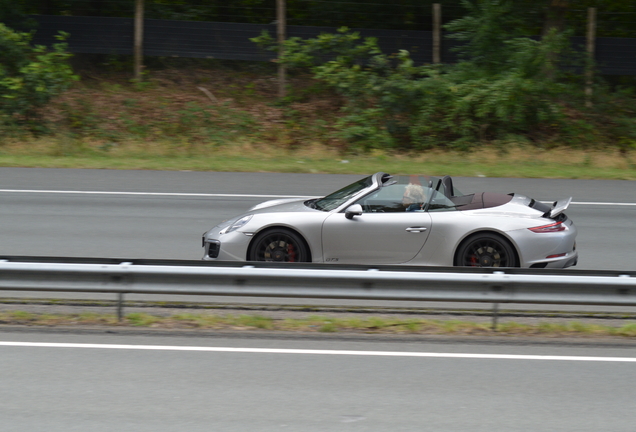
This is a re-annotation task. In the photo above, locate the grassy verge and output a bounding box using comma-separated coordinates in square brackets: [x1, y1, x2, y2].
[3, 311, 636, 337]
[2, 138, 635, 179]
[2, 66, 635, 179]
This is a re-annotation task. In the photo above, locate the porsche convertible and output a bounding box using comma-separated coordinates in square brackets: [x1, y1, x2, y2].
[202, 172, 578, 268]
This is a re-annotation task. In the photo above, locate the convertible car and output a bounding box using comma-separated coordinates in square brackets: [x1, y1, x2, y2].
[202, 172, 578, 268]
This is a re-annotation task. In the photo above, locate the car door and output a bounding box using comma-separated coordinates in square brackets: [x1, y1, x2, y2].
[321, 183, 432, 264]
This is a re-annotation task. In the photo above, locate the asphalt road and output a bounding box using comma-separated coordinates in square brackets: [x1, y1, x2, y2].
[1, 167, 635, 311]
[1, 331, 635, 432]
[1, 167, 635, 269]
[1, 169, 635, 430]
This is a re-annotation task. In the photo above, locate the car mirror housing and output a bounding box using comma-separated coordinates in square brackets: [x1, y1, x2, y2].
[345, 204, 363, 219]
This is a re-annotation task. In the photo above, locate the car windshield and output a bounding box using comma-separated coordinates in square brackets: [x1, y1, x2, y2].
[311, 175, 374, 211]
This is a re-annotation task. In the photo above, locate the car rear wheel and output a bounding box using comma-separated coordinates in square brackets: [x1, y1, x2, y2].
[456, 233, 518, 267]
[248, 229, 310, 262]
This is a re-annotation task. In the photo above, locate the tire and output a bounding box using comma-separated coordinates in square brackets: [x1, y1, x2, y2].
[248, 229, 310, 263]
[456, 233, 518, 267]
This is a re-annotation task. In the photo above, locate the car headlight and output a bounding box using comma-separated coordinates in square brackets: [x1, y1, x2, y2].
[219, 215, 253, 234]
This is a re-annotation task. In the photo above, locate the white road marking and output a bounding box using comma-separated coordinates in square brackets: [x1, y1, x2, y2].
[1, 341, 635, 362]
[544, 201, 636, 206]
[0, 189, 305, 199]
[571, 202, 636, 206]
[0, 189, 634, 206]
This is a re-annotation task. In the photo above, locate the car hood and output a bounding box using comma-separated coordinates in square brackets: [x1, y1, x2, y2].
[249, 197, 320, 213]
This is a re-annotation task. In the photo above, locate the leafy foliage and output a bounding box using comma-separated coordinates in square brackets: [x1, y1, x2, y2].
[253, 0, 635, 150]
[0, 0, 36, 31]
[0, 23, 77, 129]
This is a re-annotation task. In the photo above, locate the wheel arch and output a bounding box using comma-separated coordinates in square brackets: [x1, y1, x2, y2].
[453, 230, 520, 267]
[246, 226, 313, 262]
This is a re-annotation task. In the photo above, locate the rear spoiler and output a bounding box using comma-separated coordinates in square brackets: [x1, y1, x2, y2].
[546, 197, 572, 219]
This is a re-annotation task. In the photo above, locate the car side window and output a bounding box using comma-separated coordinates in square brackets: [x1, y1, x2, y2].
[355, 183, 459, 213]
[356, 183, 424, 213]
[355, 184, 416, 213]
[427, 189, 459, 212]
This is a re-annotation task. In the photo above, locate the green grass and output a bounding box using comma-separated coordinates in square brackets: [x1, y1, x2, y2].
[1, 139, 635, 179]
[126, 312, 162, 326]
[2, 310, 636, 337]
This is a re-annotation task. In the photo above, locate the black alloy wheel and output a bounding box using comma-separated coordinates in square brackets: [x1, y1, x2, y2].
[248, 229, 310, 262]
[456, 233, 518, 267]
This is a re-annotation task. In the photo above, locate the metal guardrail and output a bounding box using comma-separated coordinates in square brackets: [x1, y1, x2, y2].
[1, 257, 635, 328]
[0, 260, 635, 303]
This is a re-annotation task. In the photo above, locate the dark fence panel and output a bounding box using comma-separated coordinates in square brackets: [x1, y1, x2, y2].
[145, 20, 274, 60]
[596, 37, 636, 76]
[31, 15, 134, 55]
[30, 16, 434, 63]
[29, 15, 636, 75]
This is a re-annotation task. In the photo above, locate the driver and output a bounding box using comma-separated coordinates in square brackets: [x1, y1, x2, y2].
[402, 183, 427, 211]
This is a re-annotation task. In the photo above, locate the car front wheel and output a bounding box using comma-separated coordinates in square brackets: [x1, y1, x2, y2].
[456, 233, 518, 267]
[248, 229, 310, 262]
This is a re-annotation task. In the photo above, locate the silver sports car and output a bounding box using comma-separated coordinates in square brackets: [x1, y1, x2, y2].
[202, 172, 578, 268]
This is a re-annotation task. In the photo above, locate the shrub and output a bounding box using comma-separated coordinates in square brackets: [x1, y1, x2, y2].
[253, 0, 636, 151]
[0, 23, 77, 130]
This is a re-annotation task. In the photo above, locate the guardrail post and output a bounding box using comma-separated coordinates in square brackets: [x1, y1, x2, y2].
[116, 261, 133, 321]
[117, 293, 124, 321]
[492, 302, 499, 331]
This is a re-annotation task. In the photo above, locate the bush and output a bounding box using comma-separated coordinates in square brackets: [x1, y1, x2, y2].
[0, 23, 77, 131]
[253, 0, 636, 151]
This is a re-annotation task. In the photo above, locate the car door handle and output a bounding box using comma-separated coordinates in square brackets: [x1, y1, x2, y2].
[405, 227, 428, 233]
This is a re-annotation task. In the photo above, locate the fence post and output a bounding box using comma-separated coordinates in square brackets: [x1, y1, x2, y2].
[585, 7, 596, 108]
[432, 3, 441, 64]
[277, 0, 287, 98]
[134, 0, 144, 81]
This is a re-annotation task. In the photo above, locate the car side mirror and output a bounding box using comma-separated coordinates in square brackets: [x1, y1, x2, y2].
[345, 204, 363, 219]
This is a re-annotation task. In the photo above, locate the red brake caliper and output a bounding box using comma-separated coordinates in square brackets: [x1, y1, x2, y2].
[287, 244, 296, 262]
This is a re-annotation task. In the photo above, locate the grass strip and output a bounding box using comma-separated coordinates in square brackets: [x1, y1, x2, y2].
[2, 311, 636, 337]
[1, 140, 635, 180]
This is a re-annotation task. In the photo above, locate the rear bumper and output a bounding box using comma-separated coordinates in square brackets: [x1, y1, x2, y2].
[513, 217, 578, 269]
[529, 250, 579, 269]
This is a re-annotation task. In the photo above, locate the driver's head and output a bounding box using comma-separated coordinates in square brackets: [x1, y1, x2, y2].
[402, 183, 426, 206]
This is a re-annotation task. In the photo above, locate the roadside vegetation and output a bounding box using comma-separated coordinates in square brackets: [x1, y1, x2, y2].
[0, 1, 635, 179]
[2, 310, 636, 337]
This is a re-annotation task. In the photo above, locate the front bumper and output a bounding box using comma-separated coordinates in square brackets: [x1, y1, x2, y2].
[203, 239, 221, 259]
[202, 230, 252, 261]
